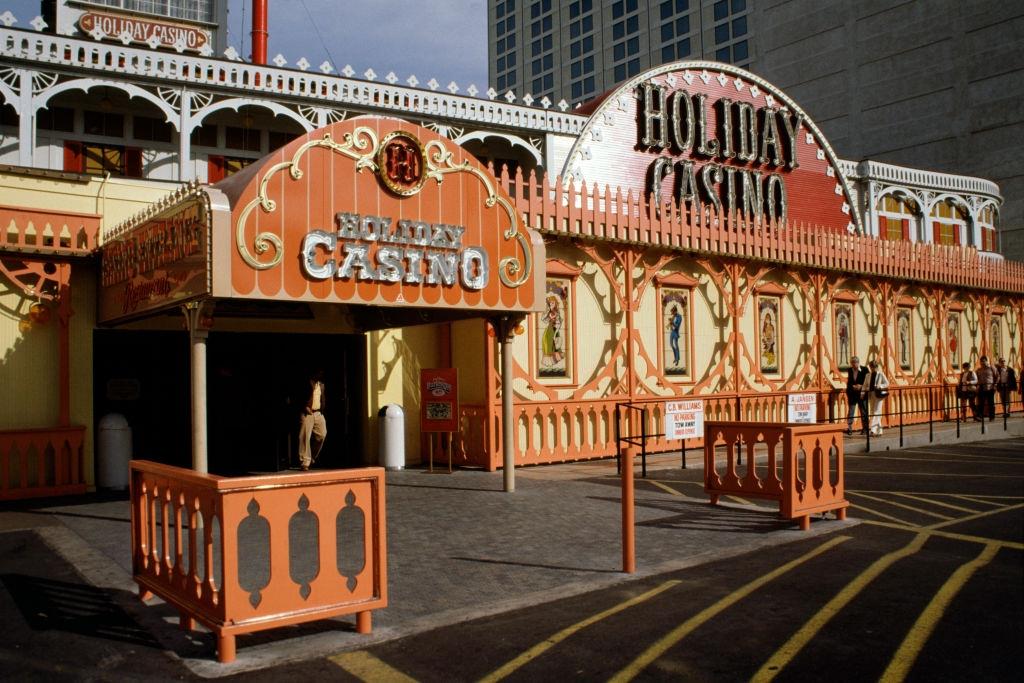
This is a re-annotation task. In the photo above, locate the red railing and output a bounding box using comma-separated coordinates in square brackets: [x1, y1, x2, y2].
[130, 461, 387, 663]
[499, 170, 1024, 294]
[0, 426, 87, 500]
[704, 421, 848, 530]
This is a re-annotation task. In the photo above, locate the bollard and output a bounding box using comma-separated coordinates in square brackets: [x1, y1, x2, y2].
[621, 445, 635, 574]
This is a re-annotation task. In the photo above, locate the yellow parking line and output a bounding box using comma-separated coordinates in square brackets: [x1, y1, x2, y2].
[880, 543, 1000, 682]
[480, 580, 682, 683]
[892, 493, 979, 514]
[646, 479, 684, 496]
[849, 470, 1020, 478]
[925, 502, 1024, 531]
[849, 502, 917, 527]
[610, 535, 851, 683]
[751, 533, 928, 683]
[849, 491, 953, 520]
[952, 494, 1006, 507]
[849, 490, 1023, 499]
[860, 520, 1024, 550]
[727, 495, 755, 506]
[329, 651, 417, 682]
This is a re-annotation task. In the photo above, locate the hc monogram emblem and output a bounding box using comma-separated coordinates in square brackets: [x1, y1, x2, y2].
[377, 132, 427, 196]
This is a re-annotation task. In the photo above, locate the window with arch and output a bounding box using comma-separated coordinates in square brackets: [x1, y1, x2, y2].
[930, 200, 968, 247]
[876, 194, 915, 241]
[979, 205, 998, 252]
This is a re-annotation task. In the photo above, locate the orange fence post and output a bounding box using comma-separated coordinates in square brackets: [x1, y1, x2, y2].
[621, 445, 636, 573]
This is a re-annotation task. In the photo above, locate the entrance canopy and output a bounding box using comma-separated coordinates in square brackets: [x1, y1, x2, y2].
[99, 116, 545, 326]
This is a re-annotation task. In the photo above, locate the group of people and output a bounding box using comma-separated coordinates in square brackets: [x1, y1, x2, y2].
[845, 356, 890, 436]
[956, 356, 1021, 422]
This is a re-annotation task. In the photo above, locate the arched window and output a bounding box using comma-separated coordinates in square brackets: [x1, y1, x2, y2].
[876, 194, 915, 241]
[930, 200, 968, 246]
[978, 205, 998, 252]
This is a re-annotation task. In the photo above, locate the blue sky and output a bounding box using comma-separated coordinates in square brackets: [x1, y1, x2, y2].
[2, 1, 489, 91]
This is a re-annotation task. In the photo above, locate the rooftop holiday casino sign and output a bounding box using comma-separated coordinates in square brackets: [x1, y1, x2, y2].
[562, 62, 861, 234]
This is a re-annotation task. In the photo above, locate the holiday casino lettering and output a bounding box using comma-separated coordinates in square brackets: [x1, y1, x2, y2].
[637, 82, 803, 224]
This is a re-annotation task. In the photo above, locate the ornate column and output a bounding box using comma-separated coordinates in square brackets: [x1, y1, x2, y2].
[182, 301, 212, 472]
[494, 314, 524, 493]
[18, 69, 33, 167]
[178, 88, 193, 181]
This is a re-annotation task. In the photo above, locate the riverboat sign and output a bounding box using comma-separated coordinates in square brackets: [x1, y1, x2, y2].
[562, 62, 861, 234]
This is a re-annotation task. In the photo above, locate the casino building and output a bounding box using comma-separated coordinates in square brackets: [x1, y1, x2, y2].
[0, 2, 1021, 499]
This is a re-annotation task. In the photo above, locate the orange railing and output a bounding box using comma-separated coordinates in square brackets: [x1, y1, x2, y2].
[499, 170, 1024, 294]
[0, 426, 87, 500]
[130, 460, 387, 663]
[0, 205, 100, 257]
[704, 421, 848, 530]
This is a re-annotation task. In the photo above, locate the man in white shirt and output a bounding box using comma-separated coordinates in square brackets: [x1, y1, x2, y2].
[298, 374, 327, 470]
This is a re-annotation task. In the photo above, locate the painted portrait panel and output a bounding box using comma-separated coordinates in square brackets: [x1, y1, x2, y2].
[834, 303, 854, 371]
[990, 316, 1001, 359]
[537, 277, 571, 378]
[947, 311, 960, 368]
[897, 308, 912, 371]
[758, 296, 781, 374]
[661, 288, 689, 377]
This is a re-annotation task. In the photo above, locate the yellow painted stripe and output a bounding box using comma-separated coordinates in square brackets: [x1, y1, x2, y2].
[609, 535, 851, 683]
[925, 502, 1024, 530]
[860, 520, 1024, 551]
[880, 543, 1000, 682]
[646, 479, 684, 496]
[727, 495, 755, 506]
[849, 502, 918, 527]
[900, 448, 1023, 460]
[751, 533, 928, 683]
[952, 494, 1006, 507]
[847, 455, 1015, 465]
[848, 470, 1021, 479]
[849, 491, 953, 520]
[479, 580, 681, 683]
[892, 493, 979, 514]
[850, 490, 1023, 499]
[330, 651, 417, 683]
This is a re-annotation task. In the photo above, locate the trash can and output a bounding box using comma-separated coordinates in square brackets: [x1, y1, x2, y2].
[97, 413, 132, 490]
[378, 404, 405, 470]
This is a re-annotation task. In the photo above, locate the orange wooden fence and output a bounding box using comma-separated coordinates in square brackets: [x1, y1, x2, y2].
[130, 460, 387, 663]
[498, 170, 1024, 294]
[0, 426, 87, 500]
[704, 421, 848, 530]
[0, 205, 100, 256]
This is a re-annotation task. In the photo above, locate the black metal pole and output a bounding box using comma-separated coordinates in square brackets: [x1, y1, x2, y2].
[615, 403, 621, 475]
[681, 438, 687, 469]
[641, 406, 648, 479]
[898, 390, 904, 447]
[928, 386, 933, 443]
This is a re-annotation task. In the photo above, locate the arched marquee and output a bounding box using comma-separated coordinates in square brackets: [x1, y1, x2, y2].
[561, 62, 863, 235]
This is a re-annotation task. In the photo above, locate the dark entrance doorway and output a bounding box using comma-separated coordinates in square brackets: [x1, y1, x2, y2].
[94, 330, 366, 476]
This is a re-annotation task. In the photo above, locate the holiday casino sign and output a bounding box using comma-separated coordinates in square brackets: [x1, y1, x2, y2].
[562, 62, 862, 234]
[217, 117, 544, 313]
[78, 11, 210, 52]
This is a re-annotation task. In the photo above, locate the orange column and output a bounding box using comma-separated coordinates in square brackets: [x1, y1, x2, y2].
[57, 264, 72, 427]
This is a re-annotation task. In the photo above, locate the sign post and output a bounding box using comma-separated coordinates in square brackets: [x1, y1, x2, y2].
[419, 368, 459, 473]
[665, 399, 704, 469]
[787, 393, 817, 424]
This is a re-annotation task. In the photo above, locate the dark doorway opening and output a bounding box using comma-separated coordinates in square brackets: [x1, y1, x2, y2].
[94, 330, 366, 476]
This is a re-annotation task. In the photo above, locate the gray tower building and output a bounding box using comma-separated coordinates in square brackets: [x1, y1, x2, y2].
[487, 0, 752, 107]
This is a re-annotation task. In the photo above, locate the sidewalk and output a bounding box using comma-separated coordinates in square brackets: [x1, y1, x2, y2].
[1, 418, 1021, 678]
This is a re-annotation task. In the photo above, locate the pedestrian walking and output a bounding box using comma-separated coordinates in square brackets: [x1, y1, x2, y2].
[995, 358, 1017, 417]
[976, 356, 996, 421]
[845, 356, 869, 435]
[866, 359, 889, 436]
[956, 362, 977, 422]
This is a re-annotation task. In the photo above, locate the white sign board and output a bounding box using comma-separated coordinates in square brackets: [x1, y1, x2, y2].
[787, 393, 817, 424]
[665, 400, 704, 440]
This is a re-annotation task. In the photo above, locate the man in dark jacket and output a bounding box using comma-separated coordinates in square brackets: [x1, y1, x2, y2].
[846, 356, 869, 435]
[995, 357, 1018, 417]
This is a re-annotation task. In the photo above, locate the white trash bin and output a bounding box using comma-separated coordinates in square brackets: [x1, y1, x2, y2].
[378, 404, 405, 470]
[97, 413, 132, 490]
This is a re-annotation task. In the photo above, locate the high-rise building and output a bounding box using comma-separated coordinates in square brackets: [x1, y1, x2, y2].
[487, 0, 753, 107]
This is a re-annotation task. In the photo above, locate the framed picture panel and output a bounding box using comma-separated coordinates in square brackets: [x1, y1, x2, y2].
[660, 287, 690, 377]
[990, 316, 1001, 359]
[947, 310, 961, 368]
[757, 295, 782, 375]
[834, 302, 854, 371]
[896, 307, 913, 371]
[537, 277, 572, 379]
